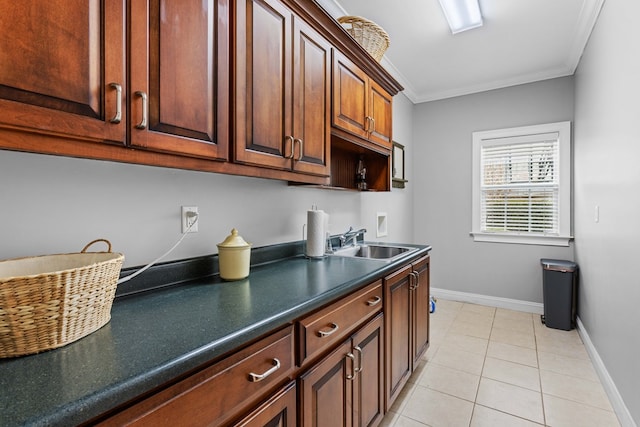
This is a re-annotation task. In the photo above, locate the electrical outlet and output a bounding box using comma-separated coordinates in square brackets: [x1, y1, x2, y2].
[181, 206, 199, 233]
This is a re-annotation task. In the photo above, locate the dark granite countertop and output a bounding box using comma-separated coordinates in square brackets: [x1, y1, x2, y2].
[0, 240, 430, 426]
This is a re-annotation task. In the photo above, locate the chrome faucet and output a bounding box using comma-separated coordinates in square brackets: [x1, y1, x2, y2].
[339, 227, 366, 248]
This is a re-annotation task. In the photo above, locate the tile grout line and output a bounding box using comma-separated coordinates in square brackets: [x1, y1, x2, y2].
[534, 311, 549, 426]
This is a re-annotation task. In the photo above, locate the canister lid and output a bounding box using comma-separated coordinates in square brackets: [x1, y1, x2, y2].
[217, 228, 251, 248]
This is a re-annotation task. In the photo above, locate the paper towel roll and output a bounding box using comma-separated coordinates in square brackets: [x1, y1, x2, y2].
[306, 209, 327, 258]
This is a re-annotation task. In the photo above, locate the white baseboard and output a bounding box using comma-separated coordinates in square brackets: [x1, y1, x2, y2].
[431, 287, 544, 314]
[576, 317, 637, 427]
[430, 287, 635, 427]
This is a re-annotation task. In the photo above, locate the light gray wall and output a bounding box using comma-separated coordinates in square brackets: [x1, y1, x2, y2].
[0, 94, 413, 268]
[573, 0, 640, 423]
[413, 77, 574, 303]
[360, 91, 414, 244]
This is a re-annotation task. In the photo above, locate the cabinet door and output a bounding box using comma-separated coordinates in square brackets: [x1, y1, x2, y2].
[235, 0, 292, 170]
[299, 340, 353, 427]
[129, 0, 229, 159]
[383, 265, 413, 410]
[352, 314, 385, 427]
[291, 18, 331, 176]
[332, 51, 369, 140]
[233, 382, 297, 427]
[412, 256, 430, 367]
[368, 80, 393, 149]
[0, 0, 126, 144]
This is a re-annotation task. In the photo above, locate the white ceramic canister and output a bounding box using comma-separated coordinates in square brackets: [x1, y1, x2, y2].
[217, 228, 252, 280]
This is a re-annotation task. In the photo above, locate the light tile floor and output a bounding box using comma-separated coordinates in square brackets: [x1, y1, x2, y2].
[380, 299, 620, 427]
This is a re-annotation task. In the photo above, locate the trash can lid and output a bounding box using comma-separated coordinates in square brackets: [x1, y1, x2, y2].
[541, 258, 578, 272]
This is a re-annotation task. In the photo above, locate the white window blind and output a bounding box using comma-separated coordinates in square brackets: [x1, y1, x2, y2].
[471, 122, 572, 246]
[481, 133, 559, 235]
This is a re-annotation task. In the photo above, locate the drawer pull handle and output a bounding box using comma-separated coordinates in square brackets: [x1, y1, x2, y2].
[285, 135, 295, 159]
[134, 91, 148, 129]
[109, 83, 122, 124]
[354, 346, 363, 373]
[366, 296, 382, 306]
[409, 272, 418, 290]
[346, 352, 356, 380]
[294, 138, 304, 161]
[248, 358, 280, 382]
[317, 322, 339, 338]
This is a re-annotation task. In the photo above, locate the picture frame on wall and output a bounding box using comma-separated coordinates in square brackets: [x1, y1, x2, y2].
[392, 141, 408, 188]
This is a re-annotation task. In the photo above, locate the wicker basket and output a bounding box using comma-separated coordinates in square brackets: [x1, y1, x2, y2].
[0, 239, 124, 358]
[338, 15, 390, 62]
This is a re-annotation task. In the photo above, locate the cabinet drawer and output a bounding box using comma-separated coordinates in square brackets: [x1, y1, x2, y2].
[99, 326, 294, 427]
[297, 280, 382, 366]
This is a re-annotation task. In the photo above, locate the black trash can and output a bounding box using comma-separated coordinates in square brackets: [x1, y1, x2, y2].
[541, 259, 578, 330]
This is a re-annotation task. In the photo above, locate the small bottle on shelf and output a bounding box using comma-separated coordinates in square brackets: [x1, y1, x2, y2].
[356, 156, 367, 191]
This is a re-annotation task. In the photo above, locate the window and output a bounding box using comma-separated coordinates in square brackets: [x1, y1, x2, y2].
[471, 122, 572, 246]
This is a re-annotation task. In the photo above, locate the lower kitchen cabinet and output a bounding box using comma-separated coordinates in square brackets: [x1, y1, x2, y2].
[299, 313, 384, 427]
[232, 381, 297, 427]
[88, 255, 428, 427]
[384, 255, 430, 410]
[411, 256, 430, 367]
[95, 326, 295, 427]
[352, 313, 385, 427]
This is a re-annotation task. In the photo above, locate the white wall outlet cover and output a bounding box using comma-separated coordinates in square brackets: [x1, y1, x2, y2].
[376, 212, 388, 237]
[182, 206, 199, 233]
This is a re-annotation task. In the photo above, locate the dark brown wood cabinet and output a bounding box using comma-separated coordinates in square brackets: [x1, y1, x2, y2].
[232, 381, 297, 427]
[411, 257, 430, 367]
[299, 313, 384, 427]
[384, 255, 430, 410]
[129, 0, 229, 160]
[297, 281, 383, 367]
[0, 0, 401, 188]
[95, 326, 295, 427]
[88, 253, 429, 427]
[352, 313, 385, 427]
[0, 0, 126, 145]
[332, 50, 393, 152]
[368, 81, 393, 148]
[235, 0, 331, 177]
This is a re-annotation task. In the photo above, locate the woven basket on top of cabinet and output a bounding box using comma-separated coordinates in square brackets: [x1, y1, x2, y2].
[337, 15, 390, 62]
[0, 239, 123, 358]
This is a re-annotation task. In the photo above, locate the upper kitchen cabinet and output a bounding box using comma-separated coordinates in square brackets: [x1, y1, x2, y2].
[0, 0, 126, 147]
[332, 50, 393, 153]
[234, 0, 331, 178]
[129, 0, 229, 160]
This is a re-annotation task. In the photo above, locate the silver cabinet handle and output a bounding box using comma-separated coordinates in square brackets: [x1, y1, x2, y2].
[134, 91, 148, 129]
[370, 117, 376, 133]
[354, 346, 363, 373]
[248, 358, 280, 382]
[413, 270, 420, 288]
[109, 83, 122, 124]
[294, 138, 304, 161]
[285, 135, 295, 159]
[409, 272, 418, 290]
[366, 296, 382, 306]
[346, 352, 356, 380]
[365, 116, 371, 133]
[317, 322, 339, 337]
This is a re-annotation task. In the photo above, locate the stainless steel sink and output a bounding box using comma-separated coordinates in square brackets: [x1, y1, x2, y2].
[329, 244, 415, 260]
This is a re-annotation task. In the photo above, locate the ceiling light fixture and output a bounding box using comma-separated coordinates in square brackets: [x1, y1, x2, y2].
[437, 0, 483, 34]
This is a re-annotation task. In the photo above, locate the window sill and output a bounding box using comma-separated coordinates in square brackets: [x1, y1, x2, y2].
[470, 232, 573, 247]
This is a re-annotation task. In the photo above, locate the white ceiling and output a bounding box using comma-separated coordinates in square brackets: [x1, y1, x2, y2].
[319, 0, 605, 103]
